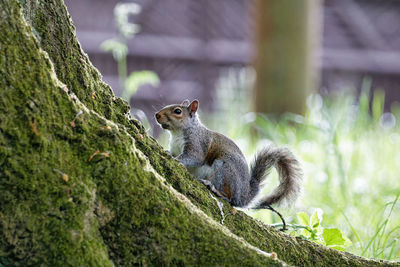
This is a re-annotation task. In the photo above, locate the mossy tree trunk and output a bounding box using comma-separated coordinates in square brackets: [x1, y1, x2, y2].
[0, 0, 396, 266]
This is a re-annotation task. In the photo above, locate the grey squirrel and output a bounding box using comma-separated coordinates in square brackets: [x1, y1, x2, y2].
[155, 99, 302, 230]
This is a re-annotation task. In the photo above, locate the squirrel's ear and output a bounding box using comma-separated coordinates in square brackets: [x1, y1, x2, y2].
[181, 99, 190, 106]
[189, 100, 199, 116]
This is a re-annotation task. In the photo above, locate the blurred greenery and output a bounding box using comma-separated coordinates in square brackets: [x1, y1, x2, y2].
[101, 2, 143, 94]
[101, 2, 159, 134]
[123, 70, 159, 102]
[156, 69, 400, 261]
[286, 210, 352, 251]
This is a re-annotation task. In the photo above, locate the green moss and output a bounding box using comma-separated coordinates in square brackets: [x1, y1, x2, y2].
[0, 0, 397, 266]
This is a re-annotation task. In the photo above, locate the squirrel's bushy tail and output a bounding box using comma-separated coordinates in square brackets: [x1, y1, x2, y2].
[249, 147, 302, 208]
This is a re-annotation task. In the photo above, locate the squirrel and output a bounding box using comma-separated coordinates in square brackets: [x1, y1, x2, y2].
[155, 99, 302, 230]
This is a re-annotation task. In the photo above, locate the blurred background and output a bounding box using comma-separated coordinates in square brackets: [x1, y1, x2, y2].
[65, 0, 400, 261]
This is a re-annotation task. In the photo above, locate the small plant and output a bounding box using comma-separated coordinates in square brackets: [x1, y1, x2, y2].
[287, 210, 352, 251]
[101, 2, 159, 132]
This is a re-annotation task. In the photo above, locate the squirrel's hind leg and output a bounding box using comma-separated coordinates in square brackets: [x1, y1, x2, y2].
[199, 160, 234, 204]
[213, 161, 247, 207]
[200, 179, 231, 203]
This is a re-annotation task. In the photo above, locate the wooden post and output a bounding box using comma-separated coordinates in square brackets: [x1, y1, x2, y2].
[253, 0, 322, 115]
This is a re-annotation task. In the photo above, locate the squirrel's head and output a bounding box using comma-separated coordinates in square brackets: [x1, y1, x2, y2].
[155, 99, 199, 131]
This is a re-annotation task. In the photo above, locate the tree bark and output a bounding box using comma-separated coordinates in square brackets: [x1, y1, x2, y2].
[0, 0, 396, 266]
[253, 0, 322, 115]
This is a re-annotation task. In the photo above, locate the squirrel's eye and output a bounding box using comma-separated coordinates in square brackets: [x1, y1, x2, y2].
[174, 108, 182, 114]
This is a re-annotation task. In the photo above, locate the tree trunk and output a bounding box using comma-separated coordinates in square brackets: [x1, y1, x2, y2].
[253, 0, 322, 115]
[0, 0, 395, 266]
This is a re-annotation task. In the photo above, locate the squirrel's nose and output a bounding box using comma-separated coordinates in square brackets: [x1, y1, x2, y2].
[155, 113, 161, 120]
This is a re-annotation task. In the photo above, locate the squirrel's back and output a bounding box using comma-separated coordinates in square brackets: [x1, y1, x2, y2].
[205, 131, 246, 165]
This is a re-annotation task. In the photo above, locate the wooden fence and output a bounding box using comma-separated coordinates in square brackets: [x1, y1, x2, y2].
[65, 0, 400, 115]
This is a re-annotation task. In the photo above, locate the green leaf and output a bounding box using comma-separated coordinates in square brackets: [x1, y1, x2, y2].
[311, 209, 323, 229]
[323, 228, 346, 247]
[114, 3, 142, 38]
[122, 71, 160, 101]
[100, 39, 127, 61]
[359, 77, 371, 118]
[297, 212, 310, 227]
[300, 229, 311, 238]
[372, 89, 385, 122]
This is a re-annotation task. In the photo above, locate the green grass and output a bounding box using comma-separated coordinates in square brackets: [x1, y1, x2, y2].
[156, 70, 400, 261]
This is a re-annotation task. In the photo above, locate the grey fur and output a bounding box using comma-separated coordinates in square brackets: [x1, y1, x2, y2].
[155, 100, 302, 209]
[250, 147, 302, 208]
